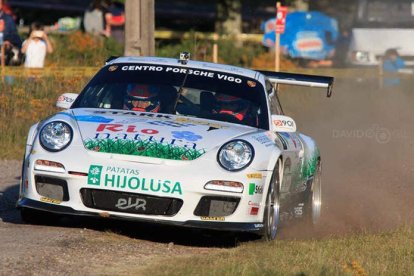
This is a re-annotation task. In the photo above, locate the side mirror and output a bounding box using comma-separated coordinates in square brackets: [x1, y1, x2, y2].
[56, 93, 78, 109]
[271, 115, 297, 133]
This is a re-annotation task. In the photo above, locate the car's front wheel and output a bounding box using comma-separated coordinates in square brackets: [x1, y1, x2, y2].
[304, 160, 322, 225]
[261, 161, 281, 241]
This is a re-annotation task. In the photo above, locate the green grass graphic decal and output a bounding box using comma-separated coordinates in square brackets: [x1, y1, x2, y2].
[302, 156, 318, 180]
[84, 139, 205, 160]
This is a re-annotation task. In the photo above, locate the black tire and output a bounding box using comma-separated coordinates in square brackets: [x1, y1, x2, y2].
[261, 161, 281, 241]
[303, 161, 322, 226]
[20, 208, 57, 225]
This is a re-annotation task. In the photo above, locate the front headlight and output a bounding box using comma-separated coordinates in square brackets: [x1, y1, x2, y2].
[217, 140, 254, 171]
[39, 121, 73, 152]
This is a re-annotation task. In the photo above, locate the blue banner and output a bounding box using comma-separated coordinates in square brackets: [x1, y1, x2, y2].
[262, 11, 338, 60]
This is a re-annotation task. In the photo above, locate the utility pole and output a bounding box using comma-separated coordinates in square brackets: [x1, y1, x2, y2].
[124, 0, 155, 56]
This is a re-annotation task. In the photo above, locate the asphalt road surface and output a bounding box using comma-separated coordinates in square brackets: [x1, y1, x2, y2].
[1, 77, 413, 274]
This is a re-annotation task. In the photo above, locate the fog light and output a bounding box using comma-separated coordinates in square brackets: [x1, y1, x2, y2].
[204, 180, 244, 193]
[34, 159, 65, 173]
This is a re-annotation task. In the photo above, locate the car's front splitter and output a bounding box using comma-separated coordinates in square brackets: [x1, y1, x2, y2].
[16, 197, 265, 233]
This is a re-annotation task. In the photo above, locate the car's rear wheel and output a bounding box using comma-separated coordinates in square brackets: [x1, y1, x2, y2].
[261, 161, 281, 241]
[304, 160, 322, 225]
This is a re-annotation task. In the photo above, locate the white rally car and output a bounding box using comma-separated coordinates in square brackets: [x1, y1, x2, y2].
[18, 53, 333, 240]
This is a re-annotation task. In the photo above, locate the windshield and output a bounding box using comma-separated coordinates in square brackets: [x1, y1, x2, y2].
[72, 63, 269, 129]
[355, 0, 414, 27]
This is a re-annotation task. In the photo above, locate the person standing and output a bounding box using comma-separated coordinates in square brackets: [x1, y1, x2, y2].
[21, 22, 53, 68]
[0, 0, 22, 65]
[0, 0, 21, 47]
[103, 0, 125, 44]
[83, 0, 106, 35]
[382, 48, 405, 86]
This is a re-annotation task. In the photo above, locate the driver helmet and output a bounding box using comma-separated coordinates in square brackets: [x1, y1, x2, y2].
[214, 93, 250, 121]
[124, 84, 160, 112]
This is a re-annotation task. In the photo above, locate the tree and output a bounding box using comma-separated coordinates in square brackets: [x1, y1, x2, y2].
[289, 0, 309, 11]
[309, 0, 357, 29]
[124, 0, 155, 56]
[215, 0, 242, 36]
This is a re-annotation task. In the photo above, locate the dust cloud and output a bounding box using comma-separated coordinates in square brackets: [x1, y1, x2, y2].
[279, 76, 414, 237]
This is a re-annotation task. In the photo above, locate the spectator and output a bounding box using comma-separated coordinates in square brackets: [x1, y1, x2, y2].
[21, 22, 53, 68]
[103, 0, 125, 44]
[333, 29, 351, 67]
[382, 48, 405, 86]
[83, 0, 106, 35]
[383, 48, 405, 72]
[0, 0, 22, 65]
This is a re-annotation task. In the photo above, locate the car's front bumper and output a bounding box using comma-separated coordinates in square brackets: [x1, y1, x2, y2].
[17, 197, 264, 233]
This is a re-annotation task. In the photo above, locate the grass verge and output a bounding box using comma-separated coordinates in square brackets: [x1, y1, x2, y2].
[138, 226, 414, 275]
[0, 76, 88, 159]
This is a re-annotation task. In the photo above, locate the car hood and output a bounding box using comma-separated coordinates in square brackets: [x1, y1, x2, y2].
[69, 109, 258, 160]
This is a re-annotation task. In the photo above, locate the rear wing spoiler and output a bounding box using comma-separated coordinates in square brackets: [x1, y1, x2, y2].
[258, 70, 334, 97]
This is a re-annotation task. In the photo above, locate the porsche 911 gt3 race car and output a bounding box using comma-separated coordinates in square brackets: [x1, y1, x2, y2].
[17, 53, 333, 241]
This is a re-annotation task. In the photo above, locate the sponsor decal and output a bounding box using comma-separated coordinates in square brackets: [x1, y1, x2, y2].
[200, 216, 225, 221]
[108, 65, 118, 72]
[276, 133, 288, 150]
[252, 134, 274, 147]
[57, 95, 75, 104]
[93, 110, 172, 119]
[88, 165, 103, 185]
[249, 206, 259, 216]
[148, 120, 195, 128]
[273, 119, 295, 128]
[115, 197, 146, 211]
[248, 201, 260, 207]
[248, 183, 263, 195]
[106, 166, 140, 175]
[247, 80, 256, 87]
[40, 196, 62, 205]
[206, 126, 219, 131]
[172, 131, 202, 142]
[87, 165, 183, 195]
[175, 117, 227, 130]
[246, 173, 262, 179]
[294, 203, 304, 218]
[75, 115, 113, 123]
[121, 65, 166, 72]
[85, 111, 226, 130]
[254, 223, 264, 228]
[112, 118, 148, 124]
[89, 123, 206, 159]
[294, 37, 323, 52]
[85, 138, 204, 160]
[278, 132, 301, 150]
[96, 124, 159, 134]
[120, 65, 243, 84]
[91, 132, 199, 149]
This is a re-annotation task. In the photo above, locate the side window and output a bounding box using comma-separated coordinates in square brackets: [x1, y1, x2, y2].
[266, 79, 282, 115]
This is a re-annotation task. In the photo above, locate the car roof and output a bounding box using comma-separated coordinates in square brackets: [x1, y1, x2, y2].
[107, 56, 261, 80]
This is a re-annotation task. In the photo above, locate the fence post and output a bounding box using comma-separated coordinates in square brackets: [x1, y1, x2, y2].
[1, 44, 4, 83]
[213, 33, 219, 63]
[378, 57, 383, 89]
[275, 2, 281, 72]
